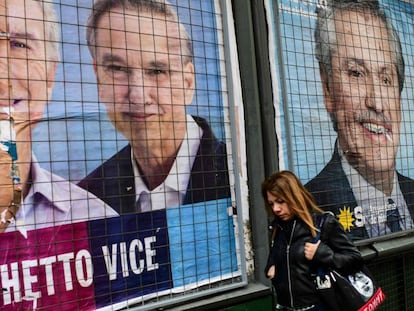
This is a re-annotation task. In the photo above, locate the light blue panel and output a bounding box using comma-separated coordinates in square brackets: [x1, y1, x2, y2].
[166, 198, 238, 287]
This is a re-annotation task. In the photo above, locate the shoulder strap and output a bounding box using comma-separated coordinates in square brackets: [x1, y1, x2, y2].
[313, 212, 330, 242]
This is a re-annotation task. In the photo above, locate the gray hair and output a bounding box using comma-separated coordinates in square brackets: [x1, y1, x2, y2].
[86, 0, 193, 63]
[315, 0, 405, 94]
[36, 0, 60, 62]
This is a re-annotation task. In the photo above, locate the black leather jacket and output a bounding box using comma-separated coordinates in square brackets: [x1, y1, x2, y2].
[265, 212, 363, 309]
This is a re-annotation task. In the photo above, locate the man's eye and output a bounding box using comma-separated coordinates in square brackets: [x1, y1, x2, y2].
[348, 69, 363, 78]
[146, 68, 167, 76]
[10, 40, 28, 49]
[383, 76, 392, 86]
[105, 64, 128, 73]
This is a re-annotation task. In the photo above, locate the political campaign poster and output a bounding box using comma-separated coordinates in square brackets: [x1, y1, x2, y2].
[270, 0, 414, 240]
[0, 0, 241, 310]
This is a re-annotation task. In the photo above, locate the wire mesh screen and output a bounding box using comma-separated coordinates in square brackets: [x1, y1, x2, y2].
[0, 0, 242, 310]
[273, 0, 414, 241]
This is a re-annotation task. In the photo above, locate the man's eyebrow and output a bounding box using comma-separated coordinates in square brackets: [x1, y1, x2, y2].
[100, 53, 170, 70]
[344, 57, 366, 68]
[101, 54, 125, 63]
[149, 60, 168, 69]
[344, 57, 395, 73]
[9, 31, 40, 41]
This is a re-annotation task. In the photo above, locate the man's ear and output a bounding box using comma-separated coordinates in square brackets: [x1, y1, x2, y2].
[320, 66, 334, 113]
[183, 61, 195, 106]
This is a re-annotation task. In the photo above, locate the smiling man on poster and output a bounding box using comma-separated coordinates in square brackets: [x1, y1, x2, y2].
[305, 0, 414, 240]
[0, 0, 116, 235]
[76, 0, 236, 306]
[79, 0, 230, 214]
[0, 0, 120, 309]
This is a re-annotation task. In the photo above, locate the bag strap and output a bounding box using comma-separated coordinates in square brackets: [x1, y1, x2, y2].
[313, 212, 339, 278]
[312, 212, 329, 243]
[313, 213, 329, 277]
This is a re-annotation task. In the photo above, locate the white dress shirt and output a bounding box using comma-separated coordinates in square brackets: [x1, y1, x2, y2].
[132, 115, 202, 212]
[6, 155, 118, 237]
[340, 149, 413, 237]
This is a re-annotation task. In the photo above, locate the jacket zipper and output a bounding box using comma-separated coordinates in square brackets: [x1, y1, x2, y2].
[286, 220, 297, 308]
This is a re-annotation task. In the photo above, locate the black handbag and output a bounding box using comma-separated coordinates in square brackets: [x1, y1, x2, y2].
[313, 214, 386, 311]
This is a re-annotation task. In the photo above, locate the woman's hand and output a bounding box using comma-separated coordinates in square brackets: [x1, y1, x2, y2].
[304, 240, 321, 261]
[267, 265, 276, 279]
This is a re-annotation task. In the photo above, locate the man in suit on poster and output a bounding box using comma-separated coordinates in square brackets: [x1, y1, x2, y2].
[0, 0, 117, 234]
[79, 0, 230, 214]
[305, 0, 414, 240]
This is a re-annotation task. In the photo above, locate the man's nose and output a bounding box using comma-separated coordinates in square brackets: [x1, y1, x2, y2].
[127, 71, 147, 103]
[365, 77, 387, 114]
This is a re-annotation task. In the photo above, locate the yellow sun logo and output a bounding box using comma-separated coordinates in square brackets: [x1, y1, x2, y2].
[337, 207, 354, 231]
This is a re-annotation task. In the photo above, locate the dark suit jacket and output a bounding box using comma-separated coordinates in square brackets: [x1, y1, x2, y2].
[305, 145, 414, 241]
[78, 116, 230, 215]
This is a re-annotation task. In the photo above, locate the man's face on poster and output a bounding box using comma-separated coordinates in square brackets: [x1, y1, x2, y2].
[0, 0, 56, 150]
[349, 272, 374, 301]
[0, 0, 56, 130]
[94, 8, 195, 146]
[322, 9, 401, 177]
